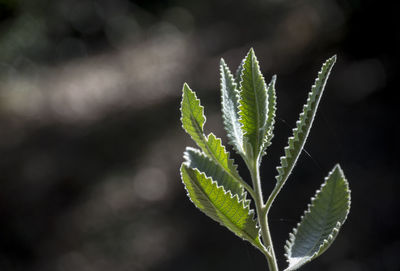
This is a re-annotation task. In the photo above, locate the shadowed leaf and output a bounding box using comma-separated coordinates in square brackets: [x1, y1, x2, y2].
[274, 55, 336, 193]
[284, 165, 351, 270]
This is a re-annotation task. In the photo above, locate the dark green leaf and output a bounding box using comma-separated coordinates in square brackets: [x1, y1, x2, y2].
[275, 56, 336, 190]
[284, 165, 351, 270]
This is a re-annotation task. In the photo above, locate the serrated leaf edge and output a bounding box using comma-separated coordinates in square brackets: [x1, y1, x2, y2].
[235, 58, 245, 86]
[283, 164, 351, 271]
[220, 58, 245, 155]
[180, 83, 206, 144]
[183, 146, 246, 199]
[275, 55, 337, 185]
[262, 75, 277, 154]
[238, 48, 269, 159]
[180, 84, 247, 197]
[180, 164, 264, 251]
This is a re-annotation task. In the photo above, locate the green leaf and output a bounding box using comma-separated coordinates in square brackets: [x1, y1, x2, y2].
[284, 164, 351, 271]
[180, 84, 244, 196]
[235, 58, 245, 86]
[180, 164, 264, 251]
[238, 48, 269, 159]
[184, 147, 244, 199]
[220, 58, 244, 155]
[203, 133, 244, 187]
[275, 55, 336, 188]
[262, 75, 277, 154]
[181, 83, 206, 148]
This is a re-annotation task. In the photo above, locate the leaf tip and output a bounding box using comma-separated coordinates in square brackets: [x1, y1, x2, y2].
[333, 163, 343, 173]
[328, 164, 348, 186]
[182, 82, 192, 93]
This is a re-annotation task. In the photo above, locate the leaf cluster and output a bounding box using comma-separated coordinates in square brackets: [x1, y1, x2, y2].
[179, 48, 351, 271]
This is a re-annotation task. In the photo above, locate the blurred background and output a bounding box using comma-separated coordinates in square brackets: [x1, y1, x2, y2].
[0, 0, 398, 270]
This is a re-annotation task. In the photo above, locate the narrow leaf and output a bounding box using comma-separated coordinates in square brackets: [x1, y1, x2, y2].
[235, 58, 245, 86]
[220, 58, 244, 155]
[275, 56, 336, 187]
[284, 164, 351, 270]
[262, 75, 277, 154]
[184, 147, 244, 199]
[180, 164, 263, 251]
[238, 48, 269, 159]
[180, 84, 244, 196]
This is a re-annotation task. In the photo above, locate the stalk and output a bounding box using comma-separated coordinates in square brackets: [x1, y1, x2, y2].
[249, 157, 279, 271]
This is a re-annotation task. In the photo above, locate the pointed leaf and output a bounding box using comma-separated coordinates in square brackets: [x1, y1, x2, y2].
[284, 165, 351, 271]
[184, 147, 244, 199]
[235, 58, 245, 86]
[181, 83, 206, 148]
[238, 48, 269, 159]
[180, 164, 263, 251]
[275, 56, 336, 188]
[262, 75, 277, 154]
[180, 84, 244, 196]
[203, 133, 245, 187]
[220, 58, 244, 155]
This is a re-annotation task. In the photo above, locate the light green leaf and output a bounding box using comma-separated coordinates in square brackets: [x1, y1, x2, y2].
[220, 58, 244, 155]
[275, 55, 336, 189]
[180, 164, 264, 251]
[184, 147, 244, 199]
[180, 83, 206, 148]
[180, 84, 244, 196]
[262, 75, 277, 154]
[238, 48, 269, 159]
[284, 164, 351, 271]
[203, 133, 244, 186]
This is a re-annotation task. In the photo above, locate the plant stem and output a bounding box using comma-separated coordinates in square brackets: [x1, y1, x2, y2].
[249, 158, 279, 271]
[261, 213, 279, 271]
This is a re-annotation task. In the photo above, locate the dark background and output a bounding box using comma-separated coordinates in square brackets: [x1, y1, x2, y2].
[0, 0, 398, 270]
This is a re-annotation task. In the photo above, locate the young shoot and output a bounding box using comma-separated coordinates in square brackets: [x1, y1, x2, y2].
[179, 48, 351, 271]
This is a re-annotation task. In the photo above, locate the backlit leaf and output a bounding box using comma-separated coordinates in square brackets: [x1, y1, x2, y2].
[238, 48, 269, 160]
[180, 164, 263, 251]
[262, 75, 277, 155]
[180, 83, 206, 148]
[184, 147, 244, 199]
[180, 84, 244, 196]
[220, 58, 244, 155]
